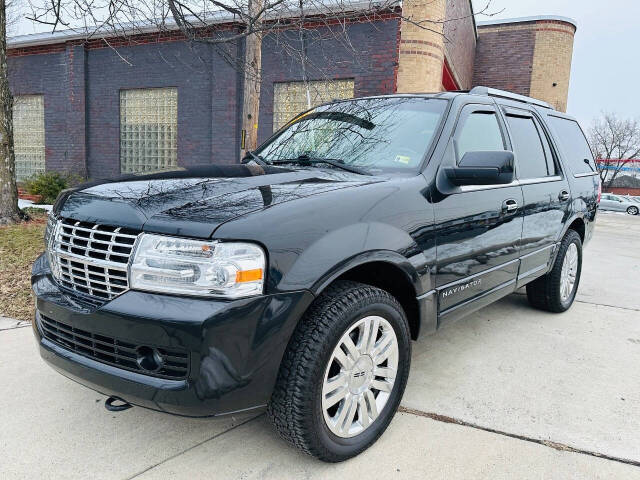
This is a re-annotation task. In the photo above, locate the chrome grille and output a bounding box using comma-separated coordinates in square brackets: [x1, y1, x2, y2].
[49, 218, 139, 301]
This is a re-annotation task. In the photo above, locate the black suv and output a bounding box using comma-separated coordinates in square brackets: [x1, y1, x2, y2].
[32, 87, 599, 462]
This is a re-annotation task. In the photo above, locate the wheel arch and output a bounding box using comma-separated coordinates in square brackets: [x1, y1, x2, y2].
[559, 214, 586, 243]
[311, 252, 423, 340]
[548, 215, 585, 274]
[566, 216, 586, 243]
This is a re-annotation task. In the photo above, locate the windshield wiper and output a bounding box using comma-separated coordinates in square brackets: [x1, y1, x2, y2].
[272, 155, 369, 175]
[241, 150, 270, 167]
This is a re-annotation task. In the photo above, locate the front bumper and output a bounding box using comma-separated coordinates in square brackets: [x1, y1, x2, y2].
[31, 254, 314, 417]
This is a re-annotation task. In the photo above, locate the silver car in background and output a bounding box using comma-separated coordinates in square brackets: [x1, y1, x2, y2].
[600, 193, 639, 215]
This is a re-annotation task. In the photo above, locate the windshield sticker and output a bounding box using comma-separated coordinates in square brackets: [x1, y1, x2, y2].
[394, 155, 411, 165]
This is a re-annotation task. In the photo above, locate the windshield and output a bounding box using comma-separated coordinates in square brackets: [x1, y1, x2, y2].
[257, 97, 448, 174]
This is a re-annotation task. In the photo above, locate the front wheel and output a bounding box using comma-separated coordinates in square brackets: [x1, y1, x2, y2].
[627, 206, 639, 215]
[526, 229, 582, 312]
[268, 281, 411, 462]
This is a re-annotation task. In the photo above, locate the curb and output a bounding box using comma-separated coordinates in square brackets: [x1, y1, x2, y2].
[0, 317, 30, 331]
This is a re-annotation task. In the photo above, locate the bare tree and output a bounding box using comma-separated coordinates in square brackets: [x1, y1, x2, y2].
[25, 1, 495, 151]
[5, 0, 20, 36]
[0, 1, 496, 223]
[0, 0, 22, 225]
[589, 112, 640, 190]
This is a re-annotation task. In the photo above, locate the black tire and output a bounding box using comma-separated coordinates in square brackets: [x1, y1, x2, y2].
[627, 206, 639, 215]
[526, 230, 582, 313]
[267, 280, 411, 462]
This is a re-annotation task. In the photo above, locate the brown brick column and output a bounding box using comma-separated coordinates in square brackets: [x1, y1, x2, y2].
[396, 0, 446, 93]
[529, 20, 576, 112]
[473, 17, 577, 113]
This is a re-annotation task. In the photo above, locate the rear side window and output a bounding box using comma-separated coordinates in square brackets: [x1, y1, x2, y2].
[506, 115, 549, 178]
[456, 111, 505, 162]
[547, 116, 595, 174]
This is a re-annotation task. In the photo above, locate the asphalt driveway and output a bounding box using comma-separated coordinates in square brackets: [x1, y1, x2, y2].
[2, 212, 639, 479]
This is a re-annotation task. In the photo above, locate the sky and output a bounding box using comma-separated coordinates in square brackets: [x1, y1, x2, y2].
[472, 0, 640, 128]
[10, 0, 639, 129]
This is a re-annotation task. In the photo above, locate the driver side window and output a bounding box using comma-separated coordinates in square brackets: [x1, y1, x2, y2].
[456, 111, 506, 163]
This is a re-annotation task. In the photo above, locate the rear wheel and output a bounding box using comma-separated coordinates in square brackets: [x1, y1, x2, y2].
[627, 206, 639, 215]
[268, 280, 411, 462]
[526, 229, 582, 313]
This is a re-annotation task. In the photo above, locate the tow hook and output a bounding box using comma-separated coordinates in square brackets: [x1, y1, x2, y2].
[104, 396, 133, 412]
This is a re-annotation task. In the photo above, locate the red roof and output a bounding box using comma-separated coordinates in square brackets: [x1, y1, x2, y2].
[597, 159, 640, 163]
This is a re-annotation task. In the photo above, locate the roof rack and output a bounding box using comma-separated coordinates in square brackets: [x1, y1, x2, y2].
[469, 86, 553, 109]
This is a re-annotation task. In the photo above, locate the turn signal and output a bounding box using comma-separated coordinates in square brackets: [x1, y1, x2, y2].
[236, 269, 263, 283]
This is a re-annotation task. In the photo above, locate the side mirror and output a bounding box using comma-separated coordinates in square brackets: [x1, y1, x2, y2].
[444, 151, 515, 186]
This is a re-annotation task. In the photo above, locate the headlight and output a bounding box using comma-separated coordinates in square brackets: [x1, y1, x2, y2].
[130, 234, 266, 298]
[45, 214, 62, 280]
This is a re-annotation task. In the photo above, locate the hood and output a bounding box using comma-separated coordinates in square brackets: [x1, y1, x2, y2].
[55, 164, 381, 238]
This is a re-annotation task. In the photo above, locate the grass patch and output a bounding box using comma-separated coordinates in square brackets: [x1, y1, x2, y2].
[0, 210, 48, 322]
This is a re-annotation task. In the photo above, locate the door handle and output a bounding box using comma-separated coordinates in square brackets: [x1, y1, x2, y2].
[502, 199, 519, 213]
[559, 190, 570, 201]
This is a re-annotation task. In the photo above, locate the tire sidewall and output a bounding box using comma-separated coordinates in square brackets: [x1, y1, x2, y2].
[309, 297, 411, 460]
[557, 232, 583, 310]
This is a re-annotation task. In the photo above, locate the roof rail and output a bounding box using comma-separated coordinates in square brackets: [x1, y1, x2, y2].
[469, 86, 553, 109]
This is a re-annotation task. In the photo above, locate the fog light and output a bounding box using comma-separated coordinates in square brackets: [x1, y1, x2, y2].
[136, 346, 164, 372]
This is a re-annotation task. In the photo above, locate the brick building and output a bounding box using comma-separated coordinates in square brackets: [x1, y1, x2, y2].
[7, 2, 577, 181]
[605, 176, 640, 196]
[598, 160, 640, 195]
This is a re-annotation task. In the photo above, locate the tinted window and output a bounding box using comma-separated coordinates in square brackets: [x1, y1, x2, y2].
[535, 117, 557, 176]
[456, 112, 505, 161]
[547, 116, 595, 174]
[506, 115, 549, 178]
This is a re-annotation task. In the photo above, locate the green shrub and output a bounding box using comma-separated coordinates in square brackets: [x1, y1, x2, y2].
[24, 172, 79, 204]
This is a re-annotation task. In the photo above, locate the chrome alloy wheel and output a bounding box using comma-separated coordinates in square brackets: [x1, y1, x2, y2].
[321, 316, 399, 438]
[560, 243, 579, 302]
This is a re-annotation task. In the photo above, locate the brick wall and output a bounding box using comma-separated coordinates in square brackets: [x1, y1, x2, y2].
[443, 0, 476, 90]
[84, 40, 237, 178]
[257, 18, 400, 140]
[473, 18, 576, 112]
[8, 18, 399, 178]
[8, 51, 69, 174]
[473, 22, 537, 96]
[606, 187, 640, 196]
[65, 45, 88, 176]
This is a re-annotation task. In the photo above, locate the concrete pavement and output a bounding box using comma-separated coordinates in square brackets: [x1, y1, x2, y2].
[1, 212, 639, 479]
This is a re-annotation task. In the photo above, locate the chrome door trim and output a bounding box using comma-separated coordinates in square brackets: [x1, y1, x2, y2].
[518, 175, 563, 185]
[574, 171, 599, 178]
[417, 289, 437, 300]
[519, 243, 555, 260]
[458, 175, 564, 193]
[517, 264, 547, 281]
[437, 258, 520, 291]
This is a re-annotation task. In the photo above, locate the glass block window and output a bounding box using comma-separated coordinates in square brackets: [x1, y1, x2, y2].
[273, 79, 355, 131]
[120, 88, 178, 173]
[13, 95, 45, 182]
